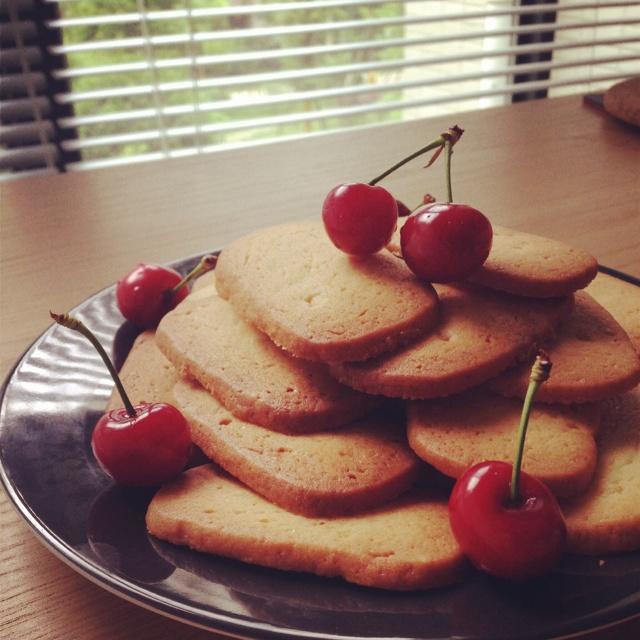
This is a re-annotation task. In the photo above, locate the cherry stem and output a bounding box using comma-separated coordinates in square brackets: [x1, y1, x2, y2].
[367, 125, 464, 187]
[405, 194, 436, 214]
[444, 139, 453, 203]
[170, 254, 217, 296]
[510, 352, 552, 505]
[49, 311, 137, 419]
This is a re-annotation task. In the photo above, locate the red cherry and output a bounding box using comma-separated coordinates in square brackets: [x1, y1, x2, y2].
[50, 311, 193, 487]
[449, 461, 566, 580]
[396, 199, 412, 217]
[322, 183, 398, 255]
[92, 402, 191, 487]
[116, 264, 188, 329]
[400, 203, 493, 283]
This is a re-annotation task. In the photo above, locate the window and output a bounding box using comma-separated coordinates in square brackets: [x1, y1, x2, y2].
[2, 0, 638, 176]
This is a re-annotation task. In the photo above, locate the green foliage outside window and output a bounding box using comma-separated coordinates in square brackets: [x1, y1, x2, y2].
[59, 0, 407, 161]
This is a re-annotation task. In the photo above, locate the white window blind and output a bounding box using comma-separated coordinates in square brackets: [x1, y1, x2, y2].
[1, 0, 639, 175]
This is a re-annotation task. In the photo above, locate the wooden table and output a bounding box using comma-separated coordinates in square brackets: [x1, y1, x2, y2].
[1, 96, 639, 640]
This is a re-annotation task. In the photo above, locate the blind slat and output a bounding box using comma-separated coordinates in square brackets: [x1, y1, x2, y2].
[61, 71, 635, 152]
[56, 45, 640, 104]
[51, 34, 640, 81]
[0, 71, 46, 98]
[0, 46, 42, 73]
[46, 0, 417, 22]
[0, 143, 58, 170]
[0, 20, 38, 44]
[46, 1, 637, 29]
[58, 52, 640, 129]
[0, 95, 51, 121]
[0, 119, 54, 144]
[0, 0, 34, 15]
[50, 16, 640, 55]
[48, 0, 417, 26]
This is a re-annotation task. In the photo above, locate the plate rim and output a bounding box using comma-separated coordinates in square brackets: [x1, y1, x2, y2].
[1, 262, 639, 640]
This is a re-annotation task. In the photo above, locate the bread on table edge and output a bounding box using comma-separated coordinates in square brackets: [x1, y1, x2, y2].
[603, 76, 640, 128]
[146, 464, 467, 591]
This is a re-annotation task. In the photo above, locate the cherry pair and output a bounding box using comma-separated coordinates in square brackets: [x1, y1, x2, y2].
[322, 126, 493, 283]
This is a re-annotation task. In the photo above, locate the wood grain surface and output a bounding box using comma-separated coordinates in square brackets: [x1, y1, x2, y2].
[1, 96, 639, 639]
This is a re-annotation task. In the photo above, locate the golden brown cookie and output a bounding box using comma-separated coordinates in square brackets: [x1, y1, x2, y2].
[107, 279, 218, 411]
[215, 220, 439, 363]
[603, 76, 640, 128]
[490, 292, 640, 404]
[106, 330, 178, 410]
[388, 224, 597, 297]
[331, 284, 573, 399]
[146, 464, 466, 590]
[586, 271, 640, 351]
[564, 386, 640, 554]
[156, 292, 379, 433]
[468, 225, 598, 297]
[172, 378, 420, 517]
[407, 391, 601, 499]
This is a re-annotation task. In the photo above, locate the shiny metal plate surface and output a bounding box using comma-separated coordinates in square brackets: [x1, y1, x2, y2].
[1, 256, 639, 640]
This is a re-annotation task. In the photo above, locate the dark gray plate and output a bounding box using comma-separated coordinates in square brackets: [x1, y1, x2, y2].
[1, 256, 639, 640]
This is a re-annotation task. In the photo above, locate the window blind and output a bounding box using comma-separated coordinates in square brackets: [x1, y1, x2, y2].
[2, 0, 639, 174]
[0, 0, 81, 176]
[1, 0, 58, 175]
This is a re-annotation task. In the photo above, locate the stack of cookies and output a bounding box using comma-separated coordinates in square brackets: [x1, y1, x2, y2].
[110, 219, 640, 590]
